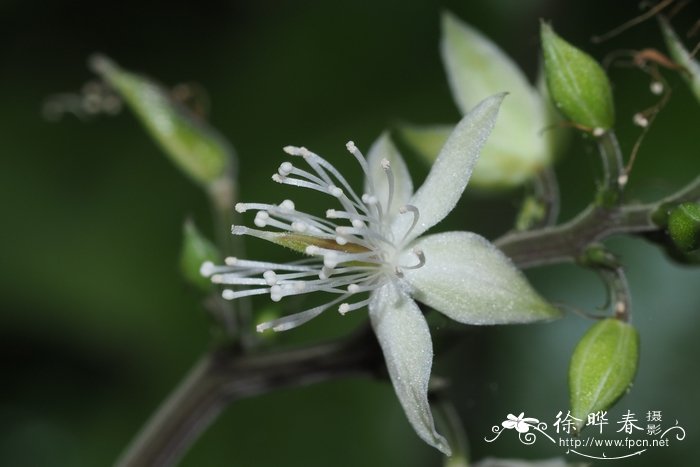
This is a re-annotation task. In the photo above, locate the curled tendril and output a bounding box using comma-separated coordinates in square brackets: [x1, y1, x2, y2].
[519, 431, 537, 445]
[484, 425, 504, 442]
[660, 423, 686, 441]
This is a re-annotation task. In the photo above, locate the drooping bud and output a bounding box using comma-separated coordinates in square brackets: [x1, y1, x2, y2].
[541, 22, 615, 131]
[89, 54, 234, 187]
[569, 318, 639, 432]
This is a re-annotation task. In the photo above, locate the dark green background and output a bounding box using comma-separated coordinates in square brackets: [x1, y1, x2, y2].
[1, 0, 699, 465]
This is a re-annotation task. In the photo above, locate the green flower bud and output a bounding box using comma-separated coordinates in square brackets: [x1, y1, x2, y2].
[180, 219, 221, 292]
[541, 23, 615, 130]
[569, 318, 639, 432]
[660, 16, 700, 102]
[90, 54, 233, 186]
[668, 203, 700, 252]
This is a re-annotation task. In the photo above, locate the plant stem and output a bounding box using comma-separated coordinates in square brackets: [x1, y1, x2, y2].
[116, 327, 381, 467]
[119, 174, 700, 466]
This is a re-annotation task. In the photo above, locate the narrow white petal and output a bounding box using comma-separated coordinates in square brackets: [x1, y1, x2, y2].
[404, 232, 560, 324]
[369, 285, 451, 455]
[441, 11, 551, 188]
[392, 94, 505, 242]
[365, 132, 413, 217]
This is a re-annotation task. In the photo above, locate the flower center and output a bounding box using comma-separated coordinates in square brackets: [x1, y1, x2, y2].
[200, 140, 426, 332]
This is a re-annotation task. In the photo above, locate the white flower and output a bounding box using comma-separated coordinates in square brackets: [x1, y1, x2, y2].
[502, 413, 540, 433]
[201, 94, 559, 455]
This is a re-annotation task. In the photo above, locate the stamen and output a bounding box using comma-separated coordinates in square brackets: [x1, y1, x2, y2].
[381, 158, 395, 215]
[398, 204, 420, 243]
[256, 294, 350, 332]
[338, 298, 371, 315]
[400, 248, 426, 270]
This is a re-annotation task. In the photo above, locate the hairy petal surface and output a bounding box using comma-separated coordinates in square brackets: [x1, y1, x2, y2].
[365, 132, 413, 218]
[393, 93, 505, 242]
[369, 285, 451, 455]
[404, 232, 560, 324]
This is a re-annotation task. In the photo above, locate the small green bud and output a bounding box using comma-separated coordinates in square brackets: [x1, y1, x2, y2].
[515, 195, 546, 231]
[89, 54, 233, 186]
[668, 203, 700, 252]
[541, 22, 615, 130]
[569, 318, 639, 432]
[660, 17, 700, 103]
[180, 219, 221, 292]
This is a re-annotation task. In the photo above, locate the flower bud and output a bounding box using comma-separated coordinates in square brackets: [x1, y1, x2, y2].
[180, 219, 221, 292]
[401, 12, 554, 190]
[668, 202, 700, 252]
[541, 22, 615, 130]
[89, 54, 233, 186]
[569, 318, 639, 432]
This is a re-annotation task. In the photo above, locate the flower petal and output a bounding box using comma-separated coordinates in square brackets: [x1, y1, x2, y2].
[404, 232, 560, 324]
[369, 285, 451, 455]
[365, 132, 413, 218]
[441, 12, 551, 189]
[392, 94, 505, 243]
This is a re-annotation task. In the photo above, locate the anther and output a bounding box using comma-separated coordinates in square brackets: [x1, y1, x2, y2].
[328, 185, 343, 198]
[650, 81, 663, 95]
[235, 203, 247, 213]
[346, 141, 357, 153]
[592, 127, 605, 137]
[380, 158, 391, 170]
[348, 284, 360, 293]
[326, 209, 338, 218]
[279, 199, 295, 212]
[224, 257, 237, 266]
[270, 285, 283, 302]
[633, 113, 649, 128]
[263, 270, 277, 285]
[222, 289, 236, 300]
[338, 303, 350, 315]
[278, 161, 293, 176]
[254, 211, 270, 227]
[200, 261, 215, 277]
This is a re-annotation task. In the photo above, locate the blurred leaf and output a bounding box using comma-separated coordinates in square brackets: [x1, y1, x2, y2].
[180, 219, 221, 292]
[89, 54, 234, 186]
[569, 318, 639, 431]
[659, 16, 700, 103]
[541, 22, 614, 130]
[440, 11, 551, 189]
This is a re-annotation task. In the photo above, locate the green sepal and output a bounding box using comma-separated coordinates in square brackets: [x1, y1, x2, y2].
[541, 23, 615, 130]
[569, 318, 639, 432]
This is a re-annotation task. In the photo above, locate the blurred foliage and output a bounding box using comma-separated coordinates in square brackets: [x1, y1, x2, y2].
[1, 0, 699, 466]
